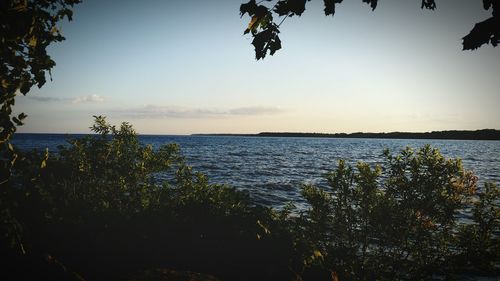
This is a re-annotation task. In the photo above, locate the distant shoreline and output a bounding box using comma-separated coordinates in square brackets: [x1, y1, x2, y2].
[13, 129, 500, 141]
[192, 129, 500, 141]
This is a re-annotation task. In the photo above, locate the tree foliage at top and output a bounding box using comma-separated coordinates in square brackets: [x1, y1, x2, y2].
[240, 0, 500, 60]
[0, 0, 79, 185]
[0, 0, 80, 256]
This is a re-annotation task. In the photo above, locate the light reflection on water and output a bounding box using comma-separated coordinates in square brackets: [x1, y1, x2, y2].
[13, 134, 500, 207]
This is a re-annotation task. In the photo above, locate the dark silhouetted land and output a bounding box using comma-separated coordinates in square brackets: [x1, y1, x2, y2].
[193, 129, 500, 140]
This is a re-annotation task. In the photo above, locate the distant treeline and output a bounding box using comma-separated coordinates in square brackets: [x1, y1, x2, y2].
[194, 129, 500, 140]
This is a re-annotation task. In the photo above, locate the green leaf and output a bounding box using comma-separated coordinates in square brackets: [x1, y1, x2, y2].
[312, 250, 323, 258]
[28, 36, 37, 47]
[40, 148, 49, 169]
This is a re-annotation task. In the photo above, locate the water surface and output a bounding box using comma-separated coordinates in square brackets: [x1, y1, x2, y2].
[13, 134, 500, 207]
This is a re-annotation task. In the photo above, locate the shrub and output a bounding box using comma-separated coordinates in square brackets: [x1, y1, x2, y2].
[2, 118, 498, 281]
[297, 146, 498, 280]
[6, 116, 296, 281]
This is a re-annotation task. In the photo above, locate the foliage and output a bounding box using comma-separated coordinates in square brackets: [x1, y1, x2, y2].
[0, 0, 80, 170]
[0, 0, 80, 255]
[1, 1, 497, 279]
[2, 118, 499, 280]
[456, 182, 500, 274]
[295, 145, 499, 280]
[240, 0, 500, 59]
[5, 117, 296, 280]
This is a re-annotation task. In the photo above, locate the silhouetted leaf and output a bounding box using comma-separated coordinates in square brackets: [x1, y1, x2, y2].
[251, 24, 281, 60]
[275, 0, 310, 16]
[255, 5, 269, 17]
[12, 116, 24, 126]
[240, 0, 257, 17]
[483, 0, 494, 10]
[57, 8, 73, 21]
[240, 0, 268, 18]
[244, 15, 260, 34]
[269, 35, 282, 55]
[462, 17, 499, 50]
[323, 0, 342, 17]
[252, 29, 272, 60]
[421, 0, 436, 10]
[274, 1, 290, 16]
[245, 13, 273, 35]
[19, 80, 31, 94]
[18, 113, 27, 120]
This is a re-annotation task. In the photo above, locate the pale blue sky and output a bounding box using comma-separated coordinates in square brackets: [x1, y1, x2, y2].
[16, 0, 500, 134]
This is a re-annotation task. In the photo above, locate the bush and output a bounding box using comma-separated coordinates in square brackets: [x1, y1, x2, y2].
[297, 146, 499, 280]
[6, 116, 296, 281]
[2, 117, 498, 280]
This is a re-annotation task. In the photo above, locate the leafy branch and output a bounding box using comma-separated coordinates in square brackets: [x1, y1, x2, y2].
[240, 0, 500, 60]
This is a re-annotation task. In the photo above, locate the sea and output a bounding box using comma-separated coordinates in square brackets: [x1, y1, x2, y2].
[12, 134, 500, 208]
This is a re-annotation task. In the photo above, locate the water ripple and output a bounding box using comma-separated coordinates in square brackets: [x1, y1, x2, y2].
[12, 134, 500, 208]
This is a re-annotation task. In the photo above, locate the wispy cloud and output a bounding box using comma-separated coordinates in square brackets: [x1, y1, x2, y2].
[228, 106, 283, 115]
[26, 94, 105, 104]
[28, 96, 65, 102]
[72, 94, 105, 104]
[118, 105, 285, 119]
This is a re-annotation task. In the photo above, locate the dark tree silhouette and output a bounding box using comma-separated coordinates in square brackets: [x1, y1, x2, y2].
[240, 0, 500, 60]
[0, 0, 79, 184]
[0, 0, 80, 256]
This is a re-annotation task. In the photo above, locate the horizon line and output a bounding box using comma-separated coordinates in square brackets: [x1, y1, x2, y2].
[14, 128, 500, 136]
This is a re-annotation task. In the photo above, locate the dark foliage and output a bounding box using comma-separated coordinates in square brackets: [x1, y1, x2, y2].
[0, 0, 80, 165]
[274, 0, 310, 17]
[0, 1, 498, 279]
[240, 0, 283, 60]
[463, 17, 500, 50]
[240, 0, 500, 59]
[3, 117, 299, 280]
[1, 118, 498, 280]
[292, 146, 499, 280]
[421, 0, 436, 10]
[0, 0, 80, 257]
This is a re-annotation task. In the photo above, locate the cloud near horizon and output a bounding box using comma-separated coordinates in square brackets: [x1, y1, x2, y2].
[27, 96, 63, 102]
[26, 94, 105, 104]
[72, 94, 105, 103]
[117, 105, 286, 119]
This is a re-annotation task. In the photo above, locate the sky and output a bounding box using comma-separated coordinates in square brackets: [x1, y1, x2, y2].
[15, 0, 500, 134]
